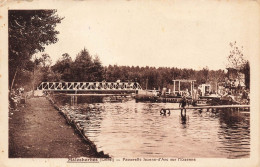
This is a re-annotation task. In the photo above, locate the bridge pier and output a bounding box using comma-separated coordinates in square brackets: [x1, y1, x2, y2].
[75, 90, 78, 104]
[71, 95, 77, 106]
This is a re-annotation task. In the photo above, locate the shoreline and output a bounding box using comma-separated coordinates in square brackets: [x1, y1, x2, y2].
[46, 94, 109, 158]
[8, 95, 109, 158]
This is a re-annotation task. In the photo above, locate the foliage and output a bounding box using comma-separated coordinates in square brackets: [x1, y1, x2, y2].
[227, 41, 247, 70]
[242, 61, 250, 89]
[11, 46, 228, 91]
[52, 49, 104, 82]
[52, 53, 73, 81]
[71, 48, 104, 81]
[103, 65, 223, 90]
[92, 55, 104, 81]
[8, 10, 63, 89]
[227, 41, 250, 89]
[38, 53, 52, 68]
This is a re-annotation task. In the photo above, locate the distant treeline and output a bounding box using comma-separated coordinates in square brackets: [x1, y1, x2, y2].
[12, 48, 227, 91]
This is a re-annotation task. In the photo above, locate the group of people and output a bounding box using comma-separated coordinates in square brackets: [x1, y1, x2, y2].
[9, 87, 26, 111]
[217, 86, 250, 104]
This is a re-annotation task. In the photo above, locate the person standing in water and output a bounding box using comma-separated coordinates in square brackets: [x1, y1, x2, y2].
[179, 96, 188, 124]
[179, 96, 188, 115]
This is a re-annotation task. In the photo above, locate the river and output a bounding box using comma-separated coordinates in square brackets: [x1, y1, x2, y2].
[55, 95, 250, 158]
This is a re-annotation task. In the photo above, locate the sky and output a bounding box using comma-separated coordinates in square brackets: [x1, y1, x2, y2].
[8, 0, 260, 70]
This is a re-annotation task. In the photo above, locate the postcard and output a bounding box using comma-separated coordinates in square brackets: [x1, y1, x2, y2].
[0, 0, 259, 167]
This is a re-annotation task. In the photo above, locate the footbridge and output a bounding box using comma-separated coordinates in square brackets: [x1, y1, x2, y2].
[37, 82, 142, 92]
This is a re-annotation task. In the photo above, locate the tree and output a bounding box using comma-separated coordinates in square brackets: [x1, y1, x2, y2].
[227, 41, 250, 89]
[9, 10, 63, 90]
[37, 54, 53, 83]
[38, 53, 52, 68]
[91, 55, 104, 81]
[61, 53, 71, 61]
[227, 41, 246, 70]
[195, 67, 209, 85]
[208, 69, 225, 92]
[241, 61, 250, 89]
[52, 53, 73, 81]
[72, 48, 94, 81]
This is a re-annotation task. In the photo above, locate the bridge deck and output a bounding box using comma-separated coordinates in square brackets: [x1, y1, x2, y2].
[162, 105, 250, 111]
[66, 94, 131, 96]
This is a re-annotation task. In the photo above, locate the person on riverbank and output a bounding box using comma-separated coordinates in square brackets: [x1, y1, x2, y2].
[179, 96, 188, 115]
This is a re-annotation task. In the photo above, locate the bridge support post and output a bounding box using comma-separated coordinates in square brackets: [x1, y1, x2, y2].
[71, 96, 75, 106]
[173, 80, 175, 95]
[75, 90, 78, 105]
[178, 81, 180, 93]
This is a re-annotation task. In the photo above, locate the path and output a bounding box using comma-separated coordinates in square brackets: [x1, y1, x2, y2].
[9, 96, 102, 158]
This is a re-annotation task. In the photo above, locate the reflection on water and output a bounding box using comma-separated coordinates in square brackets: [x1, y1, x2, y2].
[56, 95, 250, 158]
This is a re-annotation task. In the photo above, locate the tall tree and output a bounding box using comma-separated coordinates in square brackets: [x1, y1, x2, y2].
[38, 53, 52, 68]
[242, 61, 250, 89]
[52, 53, 73, 81]
[9, 10, 63, 90]
[227, 41, 250, 88]
[227, 41, 246, 70]
[72, 48, 93, 81]
[202, 66, 209, 83]
[91, 55, 104, 81]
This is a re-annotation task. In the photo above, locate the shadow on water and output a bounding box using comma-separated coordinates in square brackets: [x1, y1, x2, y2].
[180, 112, 187, 125]
[217, 109, 250, 158]
[53, 94, 103, 105]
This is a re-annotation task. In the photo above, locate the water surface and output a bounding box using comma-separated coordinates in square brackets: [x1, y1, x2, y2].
[57, 95, 250, 158]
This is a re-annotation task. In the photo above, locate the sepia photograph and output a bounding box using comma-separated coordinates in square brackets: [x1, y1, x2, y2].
[0, 0, 260, 167]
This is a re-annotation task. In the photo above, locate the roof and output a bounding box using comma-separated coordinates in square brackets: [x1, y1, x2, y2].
[172, 79, 196, 82]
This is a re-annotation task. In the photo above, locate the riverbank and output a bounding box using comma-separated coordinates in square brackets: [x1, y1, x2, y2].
[9, 96, 106, 158]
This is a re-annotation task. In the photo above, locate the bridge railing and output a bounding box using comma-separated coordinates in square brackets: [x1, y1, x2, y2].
[37, 82, 143, 91]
